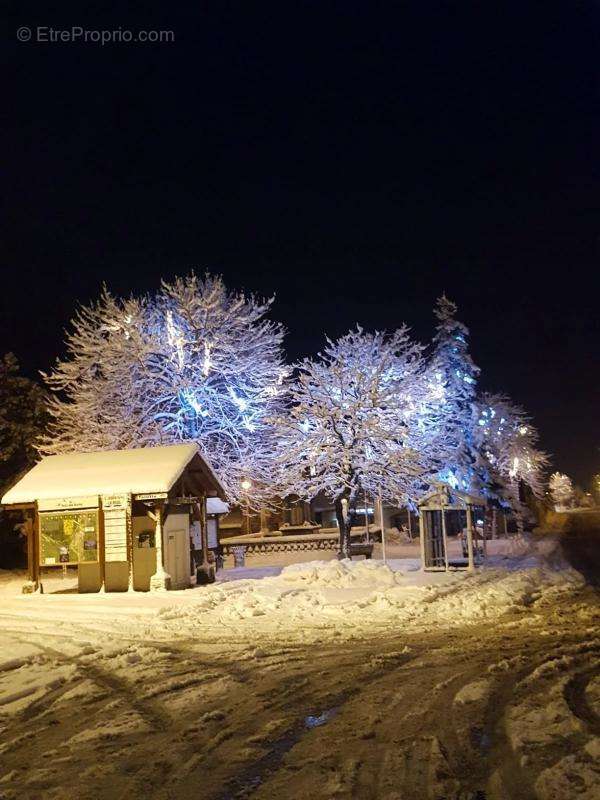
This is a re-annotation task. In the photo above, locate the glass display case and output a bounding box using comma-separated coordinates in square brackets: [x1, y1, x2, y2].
[39, 510, 99, 565]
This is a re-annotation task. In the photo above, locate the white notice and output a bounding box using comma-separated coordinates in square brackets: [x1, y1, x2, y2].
[104, 509, 128, 562]
[207, 519, 218, 549]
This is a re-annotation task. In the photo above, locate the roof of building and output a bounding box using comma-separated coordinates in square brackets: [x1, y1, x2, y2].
[1, 444, 226, 505]
[417, 483, 487, 509]
[206, 497, 230, 515]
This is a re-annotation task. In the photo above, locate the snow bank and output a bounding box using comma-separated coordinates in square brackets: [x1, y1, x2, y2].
[155, 558, 585, 640]
[277, 559, 402, 589]
[0, 553, 584, 644]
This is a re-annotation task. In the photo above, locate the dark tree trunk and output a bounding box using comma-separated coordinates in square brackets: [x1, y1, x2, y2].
[335, 495, 352, 560]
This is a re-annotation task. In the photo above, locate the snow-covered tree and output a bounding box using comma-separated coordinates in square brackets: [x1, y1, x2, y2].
[549, 471, 574, 511]
[273, 327, 435, 558]
[473, 393, 549, 514]
[0, 353, 48, 494]
[428, 295, 480, 490]
[41, 274, 288, 505]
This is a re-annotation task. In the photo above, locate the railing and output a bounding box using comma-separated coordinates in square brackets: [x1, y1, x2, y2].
[220, 529, 365, 557]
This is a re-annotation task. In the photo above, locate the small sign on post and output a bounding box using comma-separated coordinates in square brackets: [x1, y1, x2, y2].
[101, 493, 129, 510]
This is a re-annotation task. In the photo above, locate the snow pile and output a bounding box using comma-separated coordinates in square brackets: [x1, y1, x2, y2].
[0, 552, 585, 645]
[277, 559, 402, 589]
[156, 558, 585, 639]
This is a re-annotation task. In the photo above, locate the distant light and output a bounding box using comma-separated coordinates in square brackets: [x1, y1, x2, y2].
[241, 479, 252, 491]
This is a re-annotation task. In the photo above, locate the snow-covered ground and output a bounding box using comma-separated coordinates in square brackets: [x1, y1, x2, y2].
[0, 541, 582, 643]
[0, 542, 598, 799]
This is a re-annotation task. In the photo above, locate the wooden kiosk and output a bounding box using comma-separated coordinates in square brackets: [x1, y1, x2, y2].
[1, 444, 226, 593]
[418, 484, 486, 572]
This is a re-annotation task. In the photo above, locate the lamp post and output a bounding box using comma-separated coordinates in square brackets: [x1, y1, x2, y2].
[241, 479, 252, 535]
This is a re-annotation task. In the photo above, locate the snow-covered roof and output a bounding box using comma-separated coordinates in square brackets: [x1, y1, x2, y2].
[418, 484, 487, 509]
[207, 497, 229, 515]
[1, 444, 225, 505]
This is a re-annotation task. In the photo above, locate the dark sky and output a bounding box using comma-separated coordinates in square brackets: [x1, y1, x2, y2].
[3, 3, 599, 484]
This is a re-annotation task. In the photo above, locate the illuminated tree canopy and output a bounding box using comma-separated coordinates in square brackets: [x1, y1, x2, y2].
[427, 294, 480, 491]
[41, 274, 287, 505]
[40, 279, 551, 529]
[272, 327, 440, 557]
[473, 392, 549, 510]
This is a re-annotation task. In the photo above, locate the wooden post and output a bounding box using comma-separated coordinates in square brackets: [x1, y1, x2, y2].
[482, 512, 488, 559]
[33, 505, 40, 589]
[26, 511, 34, 582]
[126, 497, 134, 592]
[466, 504, 475, 573]
[419, 511, 426, 571]
[259, 508, 269, 534]
[154, 504, 164, 567]
[196, 494, 214, 585]
[303, 501, 311, 524]
[150, 502, 171, 591]
[98, 502, 106, 592]
[441, 506, 449, 572]
[21, 506, 38, 593]
[378, 494, 386, 564]
[375, 498, 384, 537]
[407, 507, 413, 540]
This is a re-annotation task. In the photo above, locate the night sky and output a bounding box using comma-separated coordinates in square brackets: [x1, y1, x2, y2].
[3, 3, 599, 484]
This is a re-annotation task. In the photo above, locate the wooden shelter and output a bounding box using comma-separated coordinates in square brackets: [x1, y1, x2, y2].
[1, 444, 226, 593]
[418, 484, 487, 572]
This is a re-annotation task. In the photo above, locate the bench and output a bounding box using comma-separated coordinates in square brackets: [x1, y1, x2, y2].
[349, 542, 374, 559]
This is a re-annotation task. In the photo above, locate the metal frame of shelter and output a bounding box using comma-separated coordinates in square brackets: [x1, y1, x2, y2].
[418, 484, 487, 572]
